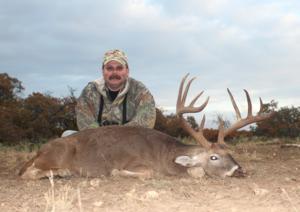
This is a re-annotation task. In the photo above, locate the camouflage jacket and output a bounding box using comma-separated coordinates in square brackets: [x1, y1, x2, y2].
[76, 77, 156, 130]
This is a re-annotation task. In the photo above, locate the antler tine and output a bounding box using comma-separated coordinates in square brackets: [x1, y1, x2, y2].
[176, 73, 190, 114]
[258, 97, 264, 114]
[257, 97, 276, 118]
[227, 88, 242, 120]
[244, 89, 253, 118]
[182, 77, 196, 107]
[217, 117, 227, 146]
[190, 96, 209, 114]
[177, 94, 209, 115]
[189, 91, 204, 107]
[199, 115, 206, 132]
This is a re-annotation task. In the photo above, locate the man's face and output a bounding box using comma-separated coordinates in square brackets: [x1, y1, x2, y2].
[102, 60, 129, 91]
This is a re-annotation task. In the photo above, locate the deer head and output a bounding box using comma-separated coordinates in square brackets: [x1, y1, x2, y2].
[174, 74, 274, 178]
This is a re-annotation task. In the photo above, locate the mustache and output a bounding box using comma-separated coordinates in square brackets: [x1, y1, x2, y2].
[109, 75, 122, 80]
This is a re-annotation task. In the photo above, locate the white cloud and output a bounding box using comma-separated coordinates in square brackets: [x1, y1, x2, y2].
[121, 0, 162, 19]
[0, 0, 299, 119]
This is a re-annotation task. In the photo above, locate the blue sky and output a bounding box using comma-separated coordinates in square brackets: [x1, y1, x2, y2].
[1, 0, 299, 126]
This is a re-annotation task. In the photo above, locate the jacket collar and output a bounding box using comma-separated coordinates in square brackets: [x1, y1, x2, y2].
[93, 77, 130, 100]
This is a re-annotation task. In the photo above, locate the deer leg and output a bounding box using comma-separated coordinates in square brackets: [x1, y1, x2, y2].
[187, 167, 206, 178]
[20, 162, 48, 180]
[20, 162, 72, 180]
[111, 167, 153, 179]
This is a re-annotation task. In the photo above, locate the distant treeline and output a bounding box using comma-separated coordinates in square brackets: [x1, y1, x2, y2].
[0, 73, 299, 145]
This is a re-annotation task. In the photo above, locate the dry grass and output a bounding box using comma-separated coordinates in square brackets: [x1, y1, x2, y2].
[43, 171, 76, 212]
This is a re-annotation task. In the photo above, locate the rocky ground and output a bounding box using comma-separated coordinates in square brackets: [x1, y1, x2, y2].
[0, 140, 299, 212]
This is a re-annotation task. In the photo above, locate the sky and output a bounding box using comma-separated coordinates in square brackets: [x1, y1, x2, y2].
[1, 0, 300, 127]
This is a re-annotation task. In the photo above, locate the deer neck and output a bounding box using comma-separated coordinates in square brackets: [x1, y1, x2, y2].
[170, 144, 207, 164]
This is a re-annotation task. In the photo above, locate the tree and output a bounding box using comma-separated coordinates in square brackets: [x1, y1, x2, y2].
[186, 116, 198, 129]
[154, 110, 187, 137]
[23, 91, 77, 140]
[0, 73, 24, 102]
[0, 73, 78, 144]
[60, 87, 77, 131]
[0, 102, 27, 143]
[154, 109, 199, 138]
[0, 73, 27, 143]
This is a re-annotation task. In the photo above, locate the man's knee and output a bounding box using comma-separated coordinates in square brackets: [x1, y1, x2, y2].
[61, 130, 78, 137]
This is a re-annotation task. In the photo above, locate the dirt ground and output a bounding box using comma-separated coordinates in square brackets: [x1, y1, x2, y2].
[0, 140, 299, 212]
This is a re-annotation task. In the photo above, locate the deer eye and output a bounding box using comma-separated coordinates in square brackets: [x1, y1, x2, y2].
[210, 155, 219, 161]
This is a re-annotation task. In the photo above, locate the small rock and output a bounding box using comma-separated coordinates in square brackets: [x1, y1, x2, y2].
[125, 188, 136, 197]
[285, 177, 291, 181]
[143, 190, 159, 199]
[111, 169, 120, 176]
[79, 180, 88, 187]
[90, 179, 100, 187]
[252, 183, 269, 196]
[253, 188, 269, 196]
[93, 201, 103, 207]
[215, 193, 224, 199]
[285, 177, 297, 182]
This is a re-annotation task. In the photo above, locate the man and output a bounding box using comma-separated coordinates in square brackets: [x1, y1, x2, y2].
[75, 49, 156, 131]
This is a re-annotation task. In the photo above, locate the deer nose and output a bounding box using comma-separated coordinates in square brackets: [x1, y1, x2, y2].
[232, 166, 246, 178]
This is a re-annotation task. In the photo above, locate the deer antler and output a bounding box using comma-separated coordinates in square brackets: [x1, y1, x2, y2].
[176, 74, 274, 148]
[217, 89, 275, 145]
[176, 74, 210, 148]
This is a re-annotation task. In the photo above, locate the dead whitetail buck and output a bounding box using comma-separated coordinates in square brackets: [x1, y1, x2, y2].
[19, 74, 274, 180]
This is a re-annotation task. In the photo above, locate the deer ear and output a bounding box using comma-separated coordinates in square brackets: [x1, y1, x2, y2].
[175, 156, 196, 167]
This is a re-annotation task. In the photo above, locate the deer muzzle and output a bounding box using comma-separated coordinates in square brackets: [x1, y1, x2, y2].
[231, 166, 246, 178]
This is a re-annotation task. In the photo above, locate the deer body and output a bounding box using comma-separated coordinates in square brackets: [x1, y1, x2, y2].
[21, 126, 234, 179]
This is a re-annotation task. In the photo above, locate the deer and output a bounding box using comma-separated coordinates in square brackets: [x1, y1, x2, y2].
[19, 74, 274, 180]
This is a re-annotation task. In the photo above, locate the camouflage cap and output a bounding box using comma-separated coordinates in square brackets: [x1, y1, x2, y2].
[103, 49, 128, 66]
